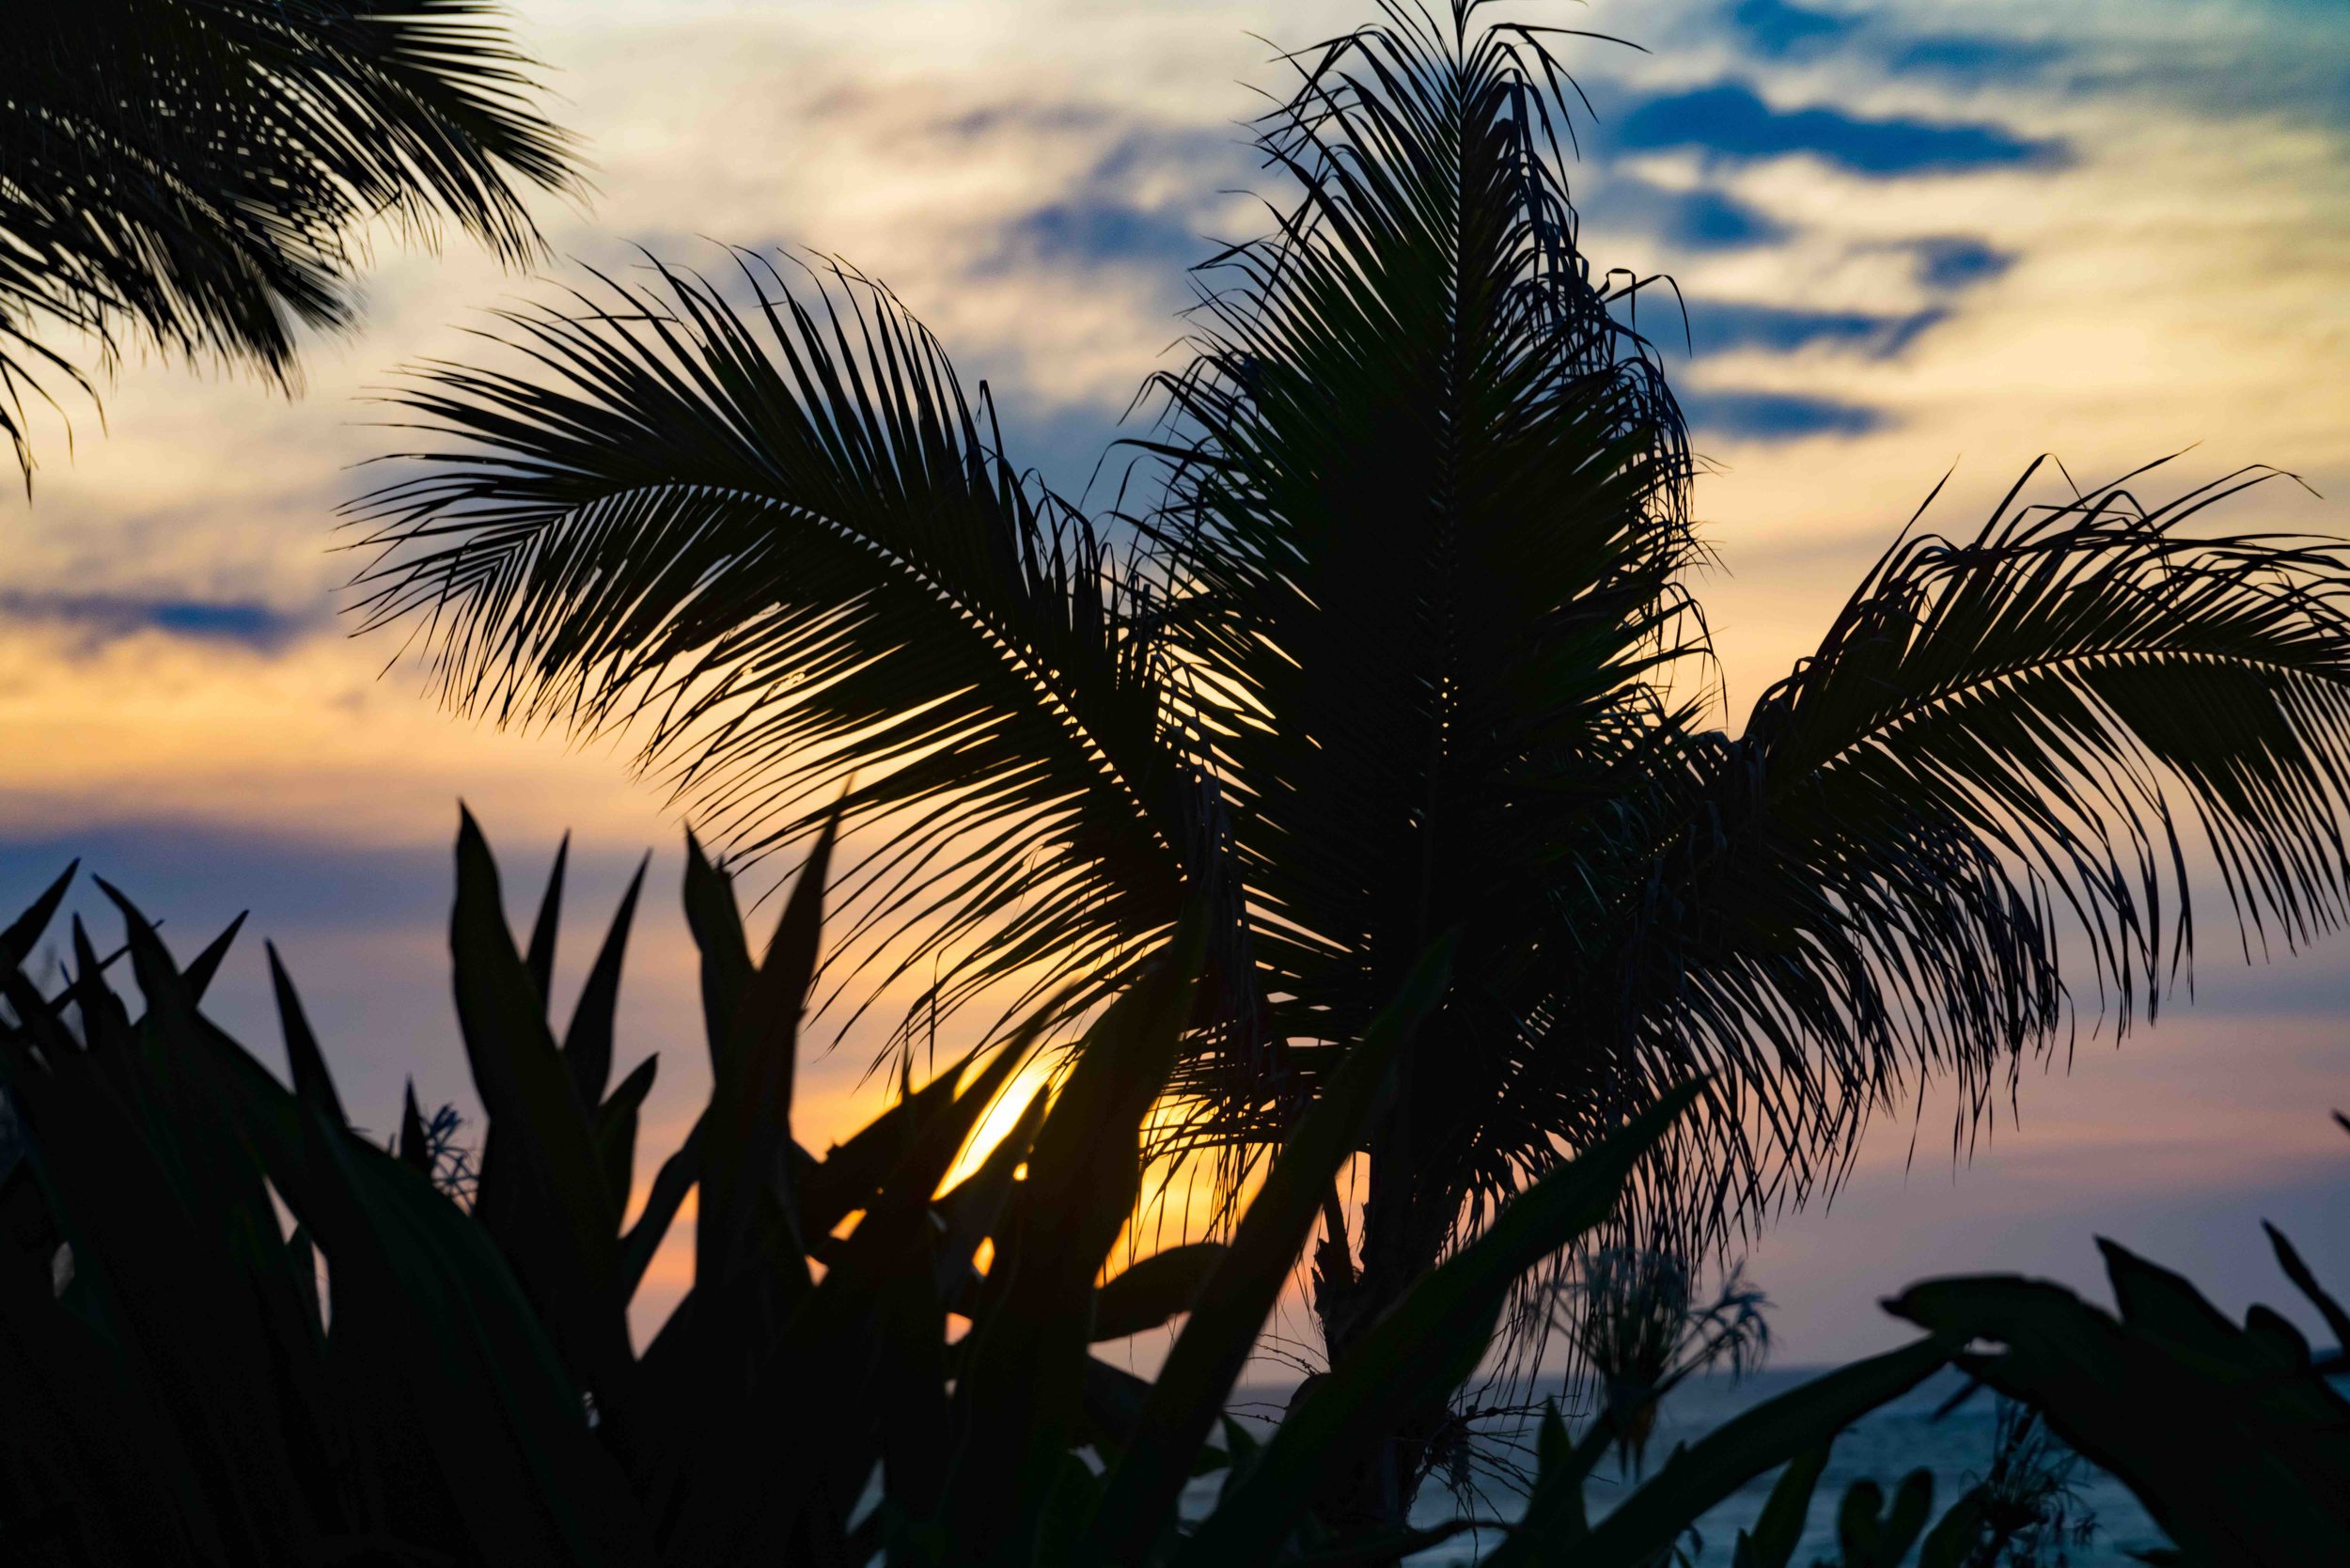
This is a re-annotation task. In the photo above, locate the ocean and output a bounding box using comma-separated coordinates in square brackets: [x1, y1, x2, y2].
[1449, 1366, 2169, 1565]
[1207, 1366, 2176, 1564]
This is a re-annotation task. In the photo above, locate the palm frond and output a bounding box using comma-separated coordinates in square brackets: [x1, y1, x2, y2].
[1586, 458, 2350, 1245]
[346, 253, 1204, 1057]
[1131, 2, 1705, 1247]
[0, 0, 581, 484]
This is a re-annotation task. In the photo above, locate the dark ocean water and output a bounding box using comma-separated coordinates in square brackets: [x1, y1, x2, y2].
[1429, 1366, 2167, 1565]
[1203, 1367, 2174, 1564]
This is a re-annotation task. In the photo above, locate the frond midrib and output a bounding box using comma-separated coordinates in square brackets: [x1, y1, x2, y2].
[476, 474, 1186, 868]
[1796, 640, 2348, 789]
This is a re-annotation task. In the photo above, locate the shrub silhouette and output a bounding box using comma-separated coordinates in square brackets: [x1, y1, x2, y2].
[5, 824, 2345, 1561]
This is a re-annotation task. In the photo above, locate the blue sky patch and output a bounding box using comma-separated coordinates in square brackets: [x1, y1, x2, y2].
[1614, 82, 2060, 176]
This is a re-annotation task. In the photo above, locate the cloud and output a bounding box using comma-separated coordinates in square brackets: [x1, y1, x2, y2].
[1731, 0, 1854, 55]
[1685, 301, 1949, 358]
[1679, 388, 1889, 441]
[963, 123, 1251, 299]
[926, 99, 1117, 145]
[1588, 174, 1790, 251]
[991, 199, 1205, 273]
[1888, 36, 2066, 81]
[0, 591, 313, 651]
[0, 822, 454, 938]
[1729, 2, 2068, 88]
[1908, 235, 2014, 290]
[1613, 82, 2062, 176]
[2049, 8, 2348, 133]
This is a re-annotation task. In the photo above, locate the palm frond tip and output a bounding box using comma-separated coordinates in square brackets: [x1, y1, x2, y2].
[0, 0, 582, 483]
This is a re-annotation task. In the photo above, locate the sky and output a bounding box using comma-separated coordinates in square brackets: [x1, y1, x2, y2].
[3, 0, 2348, 1367]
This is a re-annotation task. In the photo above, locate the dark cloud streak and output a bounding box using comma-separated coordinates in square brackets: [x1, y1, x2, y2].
[1584, 173, 1789, 251]
[1731, 0, 1853, 55]
[1687, 301, 1948, 359]
[0, 591, 314, 651]
[994, 200, 1204, 271]
[1889, 35, 2066, 80]
[1615, 82, 2062, 176]
[1680, 388, 1889, 441]
[1909, 235, 2014, 290]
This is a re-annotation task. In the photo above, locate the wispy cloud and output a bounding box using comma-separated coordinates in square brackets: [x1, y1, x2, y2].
[1888, 35, 2066, 81]
[1726, 0, 2068, 83]
[1905, 235, 2014, 290]
[1680, 387, 1889, 441]
[0, 590, 314, 651]
[1588, 172, 1791, 250]
[1684, 299, 1948, 358]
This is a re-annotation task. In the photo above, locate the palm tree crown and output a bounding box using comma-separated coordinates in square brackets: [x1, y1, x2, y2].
[347, 0, 2350, 1357]
[0, 0, 581, 484]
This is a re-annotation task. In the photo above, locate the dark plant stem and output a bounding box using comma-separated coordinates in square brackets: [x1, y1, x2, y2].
[1308, 1132, 1459, 1557]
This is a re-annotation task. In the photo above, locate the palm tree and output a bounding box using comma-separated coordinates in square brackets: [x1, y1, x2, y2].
[0, 0, 581, 486]
[347, 0, 2350, 1533]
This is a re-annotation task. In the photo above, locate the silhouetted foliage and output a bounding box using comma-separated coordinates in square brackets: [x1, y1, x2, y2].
[0, 0, 581, 484]
[4, 830, 2348, 1561]
[1887, 1123, 2350, 1568]
[0, 817, 1795, 1565]
[346, 0, 2350, 1543]
[1555, 1248, 1771, 1476]
[1729, 1118, 2350, 1568]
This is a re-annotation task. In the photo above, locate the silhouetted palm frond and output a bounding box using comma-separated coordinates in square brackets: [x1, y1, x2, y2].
[347, 254, 1201, 1052]
[1137, 2, 1709, 1274]
[0, 0, 580, 483]
[1585, 460, 2350, 1237]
